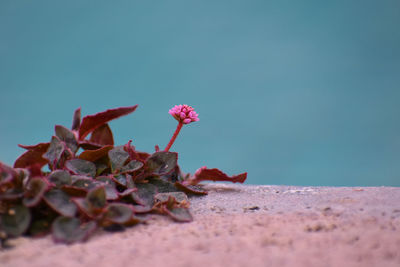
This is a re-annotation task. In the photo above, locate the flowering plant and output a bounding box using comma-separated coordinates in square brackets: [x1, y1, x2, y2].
[0, 105, 246, 246]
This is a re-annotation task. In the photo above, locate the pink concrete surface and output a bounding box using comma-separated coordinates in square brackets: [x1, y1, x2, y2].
[1, 184, 399, 267]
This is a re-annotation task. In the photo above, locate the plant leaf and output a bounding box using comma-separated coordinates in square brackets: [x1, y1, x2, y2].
[104, 203, 133, 224]
[14, 143, 50, 168]
[86, 186, 107, 211]
[43, 136, 65, 169]
[89, 123, 114, 146]
[78, 145, 113, 162]
[78, 105, 138, 140]
[131, 183, 158, 207]
[145, 152, 177, 176]
[78, 140, 103, 150]
[55, 125, 79, 153]
[174, 181, 208, 196]
[0, 161, 15, 185]
[108, 146, 130, 172]
[65, 159, 96, 177]
[164, 206, 193, 222]
[96, 176, 119, 200]
[148, 177, 178, 193]
[48, 170, 71, 187]
[43, 189, 77, 217]
[52, 216, 96, 244]
[71, 107, 81, 131]
[29, 219, 52, 237]
[154, 192, 188, 204]
[187, 167, 247, 185]
[23, 178, 48, 207]
[0, 205, 31, 237]
[120, 160, 143, 173]
[72, 177, 100, 191]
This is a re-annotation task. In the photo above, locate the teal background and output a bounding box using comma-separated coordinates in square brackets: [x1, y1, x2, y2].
[1, 1, 400, 186]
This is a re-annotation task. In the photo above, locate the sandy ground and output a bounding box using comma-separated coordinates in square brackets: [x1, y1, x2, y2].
[1, 184, 400, 267]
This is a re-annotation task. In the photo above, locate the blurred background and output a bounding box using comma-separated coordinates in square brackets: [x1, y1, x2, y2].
[1, 1, 399, 186]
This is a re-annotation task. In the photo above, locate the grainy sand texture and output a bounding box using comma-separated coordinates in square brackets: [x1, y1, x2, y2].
[1, 184, 399, 267]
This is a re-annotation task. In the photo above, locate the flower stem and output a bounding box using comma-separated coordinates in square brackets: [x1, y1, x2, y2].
[165, 122, 183, 152]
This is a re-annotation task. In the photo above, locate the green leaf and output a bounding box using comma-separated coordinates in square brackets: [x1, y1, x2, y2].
[65, 159, 96, 177]
[86, 186, 107, 211]
[108, 146, 129, 172]
[55, 125, 78, 153]
[145, 152, 177, 175]
[104, 203, 133, 224]
[0, 205, 31, 237]
[48, 170, 71, 187]
[43, 189, 77, 217]
[52, 216, 97, 244]
[23, 178, 48, 207]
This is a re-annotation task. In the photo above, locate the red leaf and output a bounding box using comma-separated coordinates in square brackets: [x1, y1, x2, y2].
[174, 181, 208, 195]
[78, 140, 103, 150]
[78, 105, 138, 140]
[187, 167, 247, 185]
[89, 123, 114, 146]
[78, 145, 113, 162]
[14, 143, 50, 168]
[71, 107, 81, 131]
[18, 142, 50, 151]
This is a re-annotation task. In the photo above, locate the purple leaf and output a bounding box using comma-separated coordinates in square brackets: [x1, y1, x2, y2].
[71, 107, 81, 131]
[108, 146, 130, 172]
[174, 181, 208, 196]
[154, 192, 188, 204]
[43, 189, 77, 217]
[187, 167, 247, 185]
[65, 159, 96, 177]
[23, 178, 49, 207]
[131, 183, 157, 207]
[55, 125, 78, 153]
[0, 205, 31, 237]
[14, 143, 50, 169]
[48, 170, 71, 188]
[89, 123, 114, 146]
[43, 136, 65, 170]
[78, 145, 113, 162]
[145, 152, 178, 176]
[86, 186, 107, 211]
[78, 105, 138, 140]
[52, 216, 96, 244]
[164, 206, 193, 222]
[104, 203, 133, 224]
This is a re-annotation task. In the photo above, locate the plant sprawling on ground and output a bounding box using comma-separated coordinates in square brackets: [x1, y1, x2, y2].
[0, 105, 246, 247]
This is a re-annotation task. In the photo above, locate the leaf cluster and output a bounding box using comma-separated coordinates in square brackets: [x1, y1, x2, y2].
[0, 105, 246, 246]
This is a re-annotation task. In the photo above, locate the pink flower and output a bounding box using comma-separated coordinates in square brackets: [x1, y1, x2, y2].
[168, 104, 199, 124]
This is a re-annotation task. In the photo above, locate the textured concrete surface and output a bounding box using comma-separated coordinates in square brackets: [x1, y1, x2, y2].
[1, 184, 400, 267]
